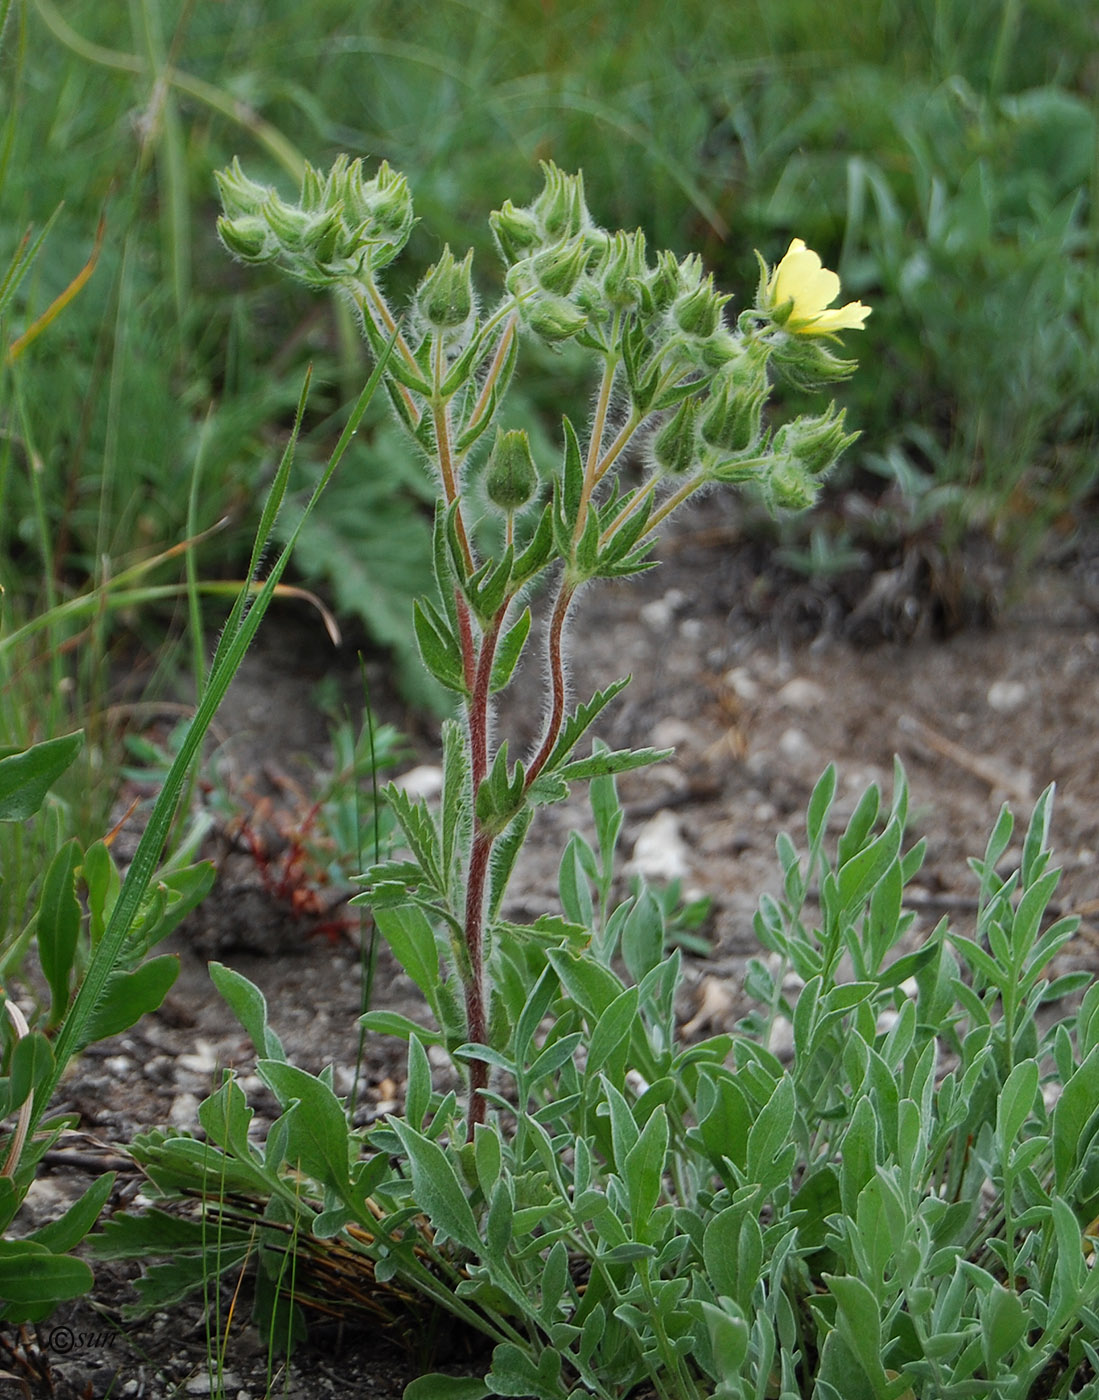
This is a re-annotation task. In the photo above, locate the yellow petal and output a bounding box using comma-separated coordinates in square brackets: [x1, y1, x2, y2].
[805, 301, 872, 332]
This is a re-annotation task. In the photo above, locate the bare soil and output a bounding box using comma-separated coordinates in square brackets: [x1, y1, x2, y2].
[7, 496, 1099, 1399]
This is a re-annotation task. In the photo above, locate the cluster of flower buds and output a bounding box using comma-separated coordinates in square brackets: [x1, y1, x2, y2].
[216, 155, 414, 289]
[216, 153, 871, 524]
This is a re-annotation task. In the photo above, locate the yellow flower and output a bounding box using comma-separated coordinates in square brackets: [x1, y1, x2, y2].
[767, 238, 870, 334]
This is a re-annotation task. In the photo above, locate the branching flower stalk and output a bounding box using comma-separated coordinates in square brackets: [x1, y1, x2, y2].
[216, 155, 869, 1134]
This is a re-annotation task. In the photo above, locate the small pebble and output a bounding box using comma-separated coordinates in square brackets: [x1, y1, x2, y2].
[627, 809, 690, 883]
[987, 679, 1028, 712]
[394, 764, 444, 800]
[776, 676, 826, 710]
[778, 727, 813, 761]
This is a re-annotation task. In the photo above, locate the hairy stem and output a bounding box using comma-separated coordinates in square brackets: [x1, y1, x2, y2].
[461, 601, 508, 1135]
[525, 577, 575, 789]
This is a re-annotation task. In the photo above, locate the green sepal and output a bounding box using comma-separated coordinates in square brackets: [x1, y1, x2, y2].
[490, 608, 532, 693]
[544, 677, 631, 774]
[555, 746, 672, 783]
[561, 416, 584, 523]
[467, 545, 514, 624]
[475, 743, 527, 836]
[414, 598, 468, 693]
[651, 373, 714, 414]
[572, 506, 601, 579]
[513, 504, 555, 586]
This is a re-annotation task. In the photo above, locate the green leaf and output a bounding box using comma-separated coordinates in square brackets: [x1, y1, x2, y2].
[37, 838, 82, 1025]
[1053, 1044, 1099, 1191]
[404, 1378, 490, 1400]
[981, 1283, 1027, 1372]
[586, 986, 639, 1080]
[257, 1060, 353, 1194]
[624, 1105, 669, 1234]
[746, 1074, 796, 1194]
[490, 607, 532, 693]
[374, 905, 441, 1001]
[0, 731, 83, 821]
[79, 955, 179, 1046]
[28, 1172, 115, 1254]
[554, 746, 671, 784]
[837, 818, 901, 913]
[208, 962, 286, 1061]
[0, 1240, 92, 1317]
[621, 887, 664, 985]
[997, 1059, 1039, 1152]
[414, 598, 467, 693]
[386, 1117, 480, 1253]
[806, 764, 837, 848]
[360, 1010, 443, 1044]
[9, 1030, 54, 1111]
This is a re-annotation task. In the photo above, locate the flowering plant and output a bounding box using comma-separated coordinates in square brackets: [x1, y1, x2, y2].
[215, 159, 867, 1132]
[101, 157, 1099, 1400]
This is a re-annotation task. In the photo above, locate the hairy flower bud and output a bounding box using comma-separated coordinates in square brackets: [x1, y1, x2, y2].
[417, 246, 475, 330]
[532, 163, 590, 240]
[653, 396, 701, 475]
[600, 229, 648, 309]
[673, 272, 729, 339]
[773, 407, 857, 476]
[768, 457, 818, 511]
[701, 370, 766, 454]
[533, 239, 591, 296]
[490, 200, 541, 265]
[216, 214, 276, 262]
[523, 295, 588, 343]
[485, 429, 539, 512]
[648, 251, 682, 314]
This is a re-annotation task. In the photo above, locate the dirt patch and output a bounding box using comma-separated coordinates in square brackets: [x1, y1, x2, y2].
[8, 497, 1099, 1397]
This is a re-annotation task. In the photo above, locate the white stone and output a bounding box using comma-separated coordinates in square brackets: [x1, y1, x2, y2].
[626, 810, 690, 883]
[723, 666, 760, 702]
[640, 588, 686, 630]
[394, 764, 444, 801]
[987, 679, 1029, 712]
[778, 727, 814, 761]
[169, 1092, 201, 1129]
[776, 676, 826, 709]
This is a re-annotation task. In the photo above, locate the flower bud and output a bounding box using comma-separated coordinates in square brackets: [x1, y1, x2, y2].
[532, 163, 589, 240]
[216, 214, 275, 262]
[599, 229, 648, 309]
[673, 272, 728, 339]
[490, 200, 541, 265]
[648, 251, 682, 313]
[485, 429, 538, 512]
[768, 457, 818, 511]
[773, 407, 856, 475]
[701, 371, 766, 454]
[417, 246, 475, 330]
[653, 396, 701, 475]
[214, 159, 272, 220]
[523, 295, 588, 343]
[533, 239, 591, 296]
[261, 195, 311, 251]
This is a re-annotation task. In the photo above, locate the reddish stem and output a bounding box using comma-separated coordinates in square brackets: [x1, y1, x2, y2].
[461, 602, 508, 1136]
[525, 578, 575, 789]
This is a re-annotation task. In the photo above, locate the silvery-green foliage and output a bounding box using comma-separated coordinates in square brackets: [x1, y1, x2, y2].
[102, 763, 1099, 1398]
